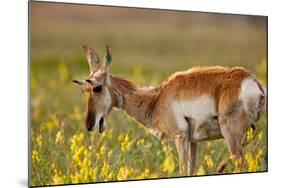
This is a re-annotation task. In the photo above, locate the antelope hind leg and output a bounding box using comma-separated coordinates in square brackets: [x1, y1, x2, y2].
[219, 110, 250, 171]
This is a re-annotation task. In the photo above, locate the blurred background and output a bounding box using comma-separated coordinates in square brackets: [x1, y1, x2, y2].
[30, 1, 267, 186]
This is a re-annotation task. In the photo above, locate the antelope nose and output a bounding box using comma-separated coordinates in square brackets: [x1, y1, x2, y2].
[86, 122, 94, 131]
[87, 126, 93, 131]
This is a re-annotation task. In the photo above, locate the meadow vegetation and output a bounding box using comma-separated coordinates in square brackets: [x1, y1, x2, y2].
[30, 2, 267, 186]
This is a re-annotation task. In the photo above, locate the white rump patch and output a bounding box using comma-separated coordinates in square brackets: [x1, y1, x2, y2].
[239, 77, 263, 121]
[171, 94, 217, 131]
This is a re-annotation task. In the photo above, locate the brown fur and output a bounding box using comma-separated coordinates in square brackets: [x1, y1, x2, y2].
[149, 67, 251, 136]
[107, 66, 262, 141]
[109, 75, 159, 127]
[105, 66, 264, 175]
[110, 75, 137, 93]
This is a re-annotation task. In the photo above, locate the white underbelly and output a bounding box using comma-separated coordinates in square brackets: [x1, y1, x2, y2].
[171, 94, 217, 131]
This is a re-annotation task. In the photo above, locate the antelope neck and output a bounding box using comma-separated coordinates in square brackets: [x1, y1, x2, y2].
[110, 75, 158, 128]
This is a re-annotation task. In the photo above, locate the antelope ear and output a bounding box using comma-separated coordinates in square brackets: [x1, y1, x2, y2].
[83, 45, 100, 74]
[72, 79, 86, 86]
[101, 45, 112, 72]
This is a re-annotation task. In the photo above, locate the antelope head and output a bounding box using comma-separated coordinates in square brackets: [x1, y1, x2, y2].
[73, 45, 114, 133]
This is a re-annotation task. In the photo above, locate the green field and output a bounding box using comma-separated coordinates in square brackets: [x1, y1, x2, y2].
[30, 2, 267, 186]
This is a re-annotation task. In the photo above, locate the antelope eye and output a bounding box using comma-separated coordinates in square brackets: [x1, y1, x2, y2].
[93, 85, 102, 92]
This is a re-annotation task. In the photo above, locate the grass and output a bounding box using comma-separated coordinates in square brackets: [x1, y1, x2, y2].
[30, 2, 267, 187]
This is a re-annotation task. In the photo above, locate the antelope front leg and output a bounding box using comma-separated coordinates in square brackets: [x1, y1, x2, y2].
[188, 142, 197, 176]
[175, 135, 189, 176]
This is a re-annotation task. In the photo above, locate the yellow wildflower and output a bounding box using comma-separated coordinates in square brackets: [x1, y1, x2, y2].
[77, 133, 84, 142]
[101, 162, 110, 179]
[91, 168, 97, 181]
[107, 171, 114, 180]
[100, 145, 106, 155]
[117, 167, 125, 180]
[258, 131, 263, 140]
[207, 142, 211, 149]
[246, 128, 254, 142]
[117, 133, 124, 142]
[36, 134, 42, 148]
[45, 121, 54, 132]
[121, 134, 130, 152]
[137, 138, 145, 146]
[55, 130, 64, 144]
[70, 174, 79, 184]
[204, 155, 214, 169]
[32, 150, 41, 162]
[53, 168, 64, 184]
[234, 158, 242, 170]
[71, 137, 77, 152]
[196, 165, 206, 176]
[108, 150, 113, 158]
[256, 149, 264, 159]
[117, 166, 130, 180]
[137, 168, 150, 179]
[101, 130, 107, 140]
[71, 133, 85, 152]
[162, 153, 175, 175]
[83, 148, 90, 158]
[245, 152, 259, 172]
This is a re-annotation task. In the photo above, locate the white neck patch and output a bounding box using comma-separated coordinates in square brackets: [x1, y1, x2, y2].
[103, 86, 112, 112]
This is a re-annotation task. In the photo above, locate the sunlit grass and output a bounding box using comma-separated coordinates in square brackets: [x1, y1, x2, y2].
[30, 57, 267, 186]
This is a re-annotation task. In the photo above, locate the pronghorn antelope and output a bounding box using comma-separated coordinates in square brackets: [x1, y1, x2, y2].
[73, 45, 266, 176]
